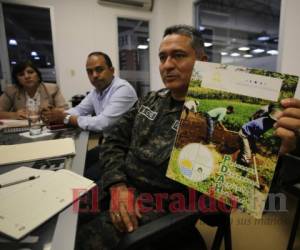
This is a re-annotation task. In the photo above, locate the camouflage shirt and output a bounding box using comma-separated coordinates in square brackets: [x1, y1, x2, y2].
[100, 89, 186, 193]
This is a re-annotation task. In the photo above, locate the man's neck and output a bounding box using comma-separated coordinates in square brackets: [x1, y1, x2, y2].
[96, 77, 114, 94]
[170, 89, 187, 101]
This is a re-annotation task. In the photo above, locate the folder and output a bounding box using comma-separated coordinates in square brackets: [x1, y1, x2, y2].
[0, 119, 29, 129]
[0, 166, 96, 240]
[0, 138, 76, 165]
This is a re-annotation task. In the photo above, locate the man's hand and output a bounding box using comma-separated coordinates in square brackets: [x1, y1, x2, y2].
[109, 183, 141, 233]
[41, 108, 65, 124]
[274, 98, 300, 154]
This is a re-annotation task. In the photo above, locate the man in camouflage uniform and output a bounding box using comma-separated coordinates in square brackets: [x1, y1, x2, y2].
[76, 24, 208, 250]
[76, 24, 300, 250]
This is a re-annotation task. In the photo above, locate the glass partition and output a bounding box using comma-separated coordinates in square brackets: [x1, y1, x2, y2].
[194, 0, 281, 71]
[118, 18, 150, 97]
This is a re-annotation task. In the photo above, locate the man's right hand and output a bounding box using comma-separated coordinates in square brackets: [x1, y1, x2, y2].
[109, 183, 141, 233]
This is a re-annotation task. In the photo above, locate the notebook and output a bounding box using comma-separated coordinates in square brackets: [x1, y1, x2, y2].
[0, 119, 29, 129]
[0, 166, 96, 240]
[0, 138, 76, 165]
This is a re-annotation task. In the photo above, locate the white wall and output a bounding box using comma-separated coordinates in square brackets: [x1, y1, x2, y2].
[0, 0, 194, 101]
[2, 0, 300, 100]
[278, 0, 300, 98]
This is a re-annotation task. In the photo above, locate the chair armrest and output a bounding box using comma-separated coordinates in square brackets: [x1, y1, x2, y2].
[280, 154, 300, 186]
[115, 212, 201, 250]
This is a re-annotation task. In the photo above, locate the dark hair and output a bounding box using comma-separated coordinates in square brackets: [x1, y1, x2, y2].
[163, 25, 205, 56]
[268, 103, 276, 113]
[87, 51, 113, 68]
[12, 61, 42, 87]
[227, 105, 234, 112]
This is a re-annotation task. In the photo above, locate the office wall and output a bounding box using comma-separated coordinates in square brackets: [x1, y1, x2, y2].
[2, 0, 300, 100]
[1, 0, 194, 101]
[278, 0, 300, 98]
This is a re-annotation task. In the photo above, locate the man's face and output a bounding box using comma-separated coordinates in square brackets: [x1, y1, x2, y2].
[86, 55, 114, 92]
[159, 34, 197, 94]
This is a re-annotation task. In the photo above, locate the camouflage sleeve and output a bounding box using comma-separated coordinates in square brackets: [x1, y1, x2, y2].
[100, 100, 139, 190]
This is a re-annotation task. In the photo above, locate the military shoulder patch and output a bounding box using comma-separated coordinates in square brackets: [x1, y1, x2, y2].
[172, 120, 180, 131]
[138, 105, 158, 120]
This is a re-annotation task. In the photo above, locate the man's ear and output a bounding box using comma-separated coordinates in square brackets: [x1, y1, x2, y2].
[199, 53, 208, 62]
[196, 49, 208, 62]
[110, 67, 115, 74]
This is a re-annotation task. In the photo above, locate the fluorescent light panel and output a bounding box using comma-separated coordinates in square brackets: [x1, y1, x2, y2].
[137, 45, 148, 49]
[9, 39, 17, 46]
[31, 51, 38, 56]
[267, 50, 278, 55]
[238, 47, 250, 51]
[230, 52, 240, 57]
[257, 36, 270, 41]
[252, 48, 265, 54]
[204, 42, 212, 47]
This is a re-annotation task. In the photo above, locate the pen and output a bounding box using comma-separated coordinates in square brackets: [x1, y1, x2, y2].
[0, 175, 40, 188]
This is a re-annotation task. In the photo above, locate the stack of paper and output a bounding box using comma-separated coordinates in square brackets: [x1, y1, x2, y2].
[0, 119, 29, 129]
[0, 167, 95, 240]
[0, 138, 76, 165]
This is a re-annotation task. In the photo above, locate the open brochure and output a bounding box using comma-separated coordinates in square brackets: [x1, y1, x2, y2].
[166, 61, 299, 218]
[0, 166, 96, 240]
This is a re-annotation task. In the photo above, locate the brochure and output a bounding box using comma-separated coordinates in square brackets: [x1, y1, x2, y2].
[166, 61, 299, 218]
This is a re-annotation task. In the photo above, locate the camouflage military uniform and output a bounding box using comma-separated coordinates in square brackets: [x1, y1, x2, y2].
[100, 88, 185, 193]
[75, 89, 202, 250]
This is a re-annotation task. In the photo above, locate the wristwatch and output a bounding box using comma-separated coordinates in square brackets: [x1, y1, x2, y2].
[63, 114, 71, 125]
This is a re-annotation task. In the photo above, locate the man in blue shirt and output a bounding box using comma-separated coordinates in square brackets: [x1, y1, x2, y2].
[42, 51, 137, 134]
[238, 107, 281, 166]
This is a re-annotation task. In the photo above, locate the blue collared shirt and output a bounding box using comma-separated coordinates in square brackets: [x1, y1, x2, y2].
[67, 76, 137, 132]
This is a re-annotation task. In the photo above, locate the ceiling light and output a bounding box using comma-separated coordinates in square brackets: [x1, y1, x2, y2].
[244, 54, 253, 58]
[9, 39, 17, 46]
[257, 31, 270, 41]
[11, 61, 17, 64]
[204, 42, 212, 47]
[238, 47, 250, 51]
[252, 48, 265, 54]
[230, 52, 240, 57]
[199, 26, 206, 31]
[220, 52, 228, 56]
[257, 35, 270, 41]
[31, 51, 38, 56]
[137, 45, 148, 50]
[34, 56, 40, 60]
[267, 50, 278, 55]
[46, 62, 51, 66]
[147, 38, 150, 42]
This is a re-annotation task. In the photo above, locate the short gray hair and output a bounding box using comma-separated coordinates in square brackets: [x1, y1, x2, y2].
[163, 24, 205, 57]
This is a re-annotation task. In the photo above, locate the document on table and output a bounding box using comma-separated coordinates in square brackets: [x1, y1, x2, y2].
[0, 119, 29, 129]
[0, 167, 96, 240]
[0, 138, 76, 165]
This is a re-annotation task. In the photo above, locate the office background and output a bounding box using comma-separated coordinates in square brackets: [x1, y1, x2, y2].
[0, 0, 299, 102]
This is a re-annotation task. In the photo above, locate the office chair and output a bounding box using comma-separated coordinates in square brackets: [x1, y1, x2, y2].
[280, 154, 300, 250]
[115, 210, 232, 250]
[285, 183, 300, 250]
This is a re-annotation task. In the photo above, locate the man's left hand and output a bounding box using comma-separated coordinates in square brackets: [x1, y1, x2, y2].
[274, 98, 300, 154]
